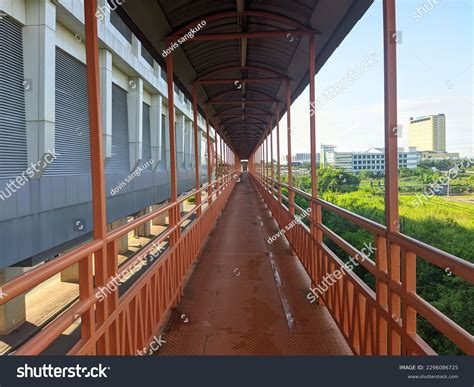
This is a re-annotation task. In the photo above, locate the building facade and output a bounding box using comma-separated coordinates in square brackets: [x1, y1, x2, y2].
[0, 0, 212, 269]
[409, 114, 446, 152]
[320, 145, 336, 167]
[284, 153, 319, 164]
[418, 151, 460, 161]
[322, 146, 419, 173]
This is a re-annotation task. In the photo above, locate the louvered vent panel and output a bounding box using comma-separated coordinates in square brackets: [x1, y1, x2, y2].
[0, 15, 27, 177]
[105, 83, 130, 173]
[45, 48, 91, 175]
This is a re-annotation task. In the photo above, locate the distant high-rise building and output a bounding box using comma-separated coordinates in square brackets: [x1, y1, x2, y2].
[409, 114, 446, 152]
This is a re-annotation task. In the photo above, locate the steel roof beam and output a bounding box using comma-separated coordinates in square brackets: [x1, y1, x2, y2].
[208, 89, 280, 103]
[167, 10, 317, 38]
[198, 77, 285, 85]
[197, 65, 289, 81]
[208, 100, 276, 105]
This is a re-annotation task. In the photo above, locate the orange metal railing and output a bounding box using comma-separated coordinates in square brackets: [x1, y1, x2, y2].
[250, 171, 474, 356]
[0, 173, 238, 355]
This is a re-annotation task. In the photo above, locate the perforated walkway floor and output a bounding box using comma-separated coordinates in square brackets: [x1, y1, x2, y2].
[158, 173, 352, 355]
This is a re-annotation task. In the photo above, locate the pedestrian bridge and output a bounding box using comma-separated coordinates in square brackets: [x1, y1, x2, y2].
[0, 0, 472, 356]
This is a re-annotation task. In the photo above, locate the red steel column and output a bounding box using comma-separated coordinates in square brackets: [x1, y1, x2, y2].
[256, 146, 259, 175]
[257, 146, 259, 176]
[270, 125, 274, 196]
[220, 135, 224, 186]
[309, 34, 318, 201]
[263, 136, 267, 182]
[266, 132, 270, 189]
[84, 0, 106, 352]
[383, 0, 401, 355]
[276, 104, 282, 204]
[215, 130, 219, 190]
[384, 2, 399, 233]
[192, 84, 201, 215]
[266, 133, 270, 186]
[166, 51, 180, 244]
[286, 80, 295, 216]
[205, 105, 212, 205]
[225, 143, 228, 176]
[308, 33, 324, 303]
[224, 143, 226, 176]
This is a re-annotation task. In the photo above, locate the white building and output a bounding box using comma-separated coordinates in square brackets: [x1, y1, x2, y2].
[322, 146, 419, 173]
[285, 153, 319, 164]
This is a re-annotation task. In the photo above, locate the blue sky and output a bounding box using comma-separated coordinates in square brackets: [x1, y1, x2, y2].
[276, 0, 473, 157]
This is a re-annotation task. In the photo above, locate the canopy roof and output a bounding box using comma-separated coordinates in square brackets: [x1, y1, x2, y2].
[117, 0, 373, 158]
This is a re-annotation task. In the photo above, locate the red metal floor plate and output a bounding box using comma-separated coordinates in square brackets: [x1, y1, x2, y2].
[157, 176, 352, 355]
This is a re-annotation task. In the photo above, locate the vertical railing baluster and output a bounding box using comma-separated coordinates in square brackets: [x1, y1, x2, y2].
[402, 250, 417, 354]
[376, 235, 388, 355]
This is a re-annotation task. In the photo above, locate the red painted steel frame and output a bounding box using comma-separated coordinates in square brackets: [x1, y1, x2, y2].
[197, 65, 289, 81]
[383, 0, 403, 355]
[249, 173, 474, 355]
[192, 84, 201, 216]
[209, 89, 280, 103]
[208, 100, 279, 105]
[248, 0, 473, 356]
[0, 0, 239, 356]
[198, 78, 285, 85]
[275, 104, 282, 204]
[286, 80, 295, 216]
[0, 0, 469, 358]
[167, 11, 314, 38]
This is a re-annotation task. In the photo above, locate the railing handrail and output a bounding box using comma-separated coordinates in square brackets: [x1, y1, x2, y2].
[0, 239, 103, 304]
[106, 172, 236, 242]
[258, 173, 474, 283]
[0, 173, 238, 306]
[9, 170, 239, 355]
[251, 171, 474, 355]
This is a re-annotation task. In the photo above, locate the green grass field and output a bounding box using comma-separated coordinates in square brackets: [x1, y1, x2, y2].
[318, 189, 473, 354]
[321, 190, 474, 263]
[283, 168, 473, 353]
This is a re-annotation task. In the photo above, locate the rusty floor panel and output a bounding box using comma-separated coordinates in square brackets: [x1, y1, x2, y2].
[158, 174, 352, 355]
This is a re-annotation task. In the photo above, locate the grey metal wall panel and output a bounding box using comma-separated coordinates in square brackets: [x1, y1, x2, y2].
[105, 84, 130, 173]
[0, 15, 27, 178]
[45, 48, 91, 176]
[161, 113, 167, 168]
[142, 102, 152, 167]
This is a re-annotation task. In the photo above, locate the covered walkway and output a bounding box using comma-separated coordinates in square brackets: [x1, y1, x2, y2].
[0, 0, 471, 357]
[159, 173, 351, 355]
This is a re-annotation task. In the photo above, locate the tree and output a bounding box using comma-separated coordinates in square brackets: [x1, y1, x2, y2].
[399, 167, 413, 178]
[318, 168, 360, 193]
[359, 170, 375, 180]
